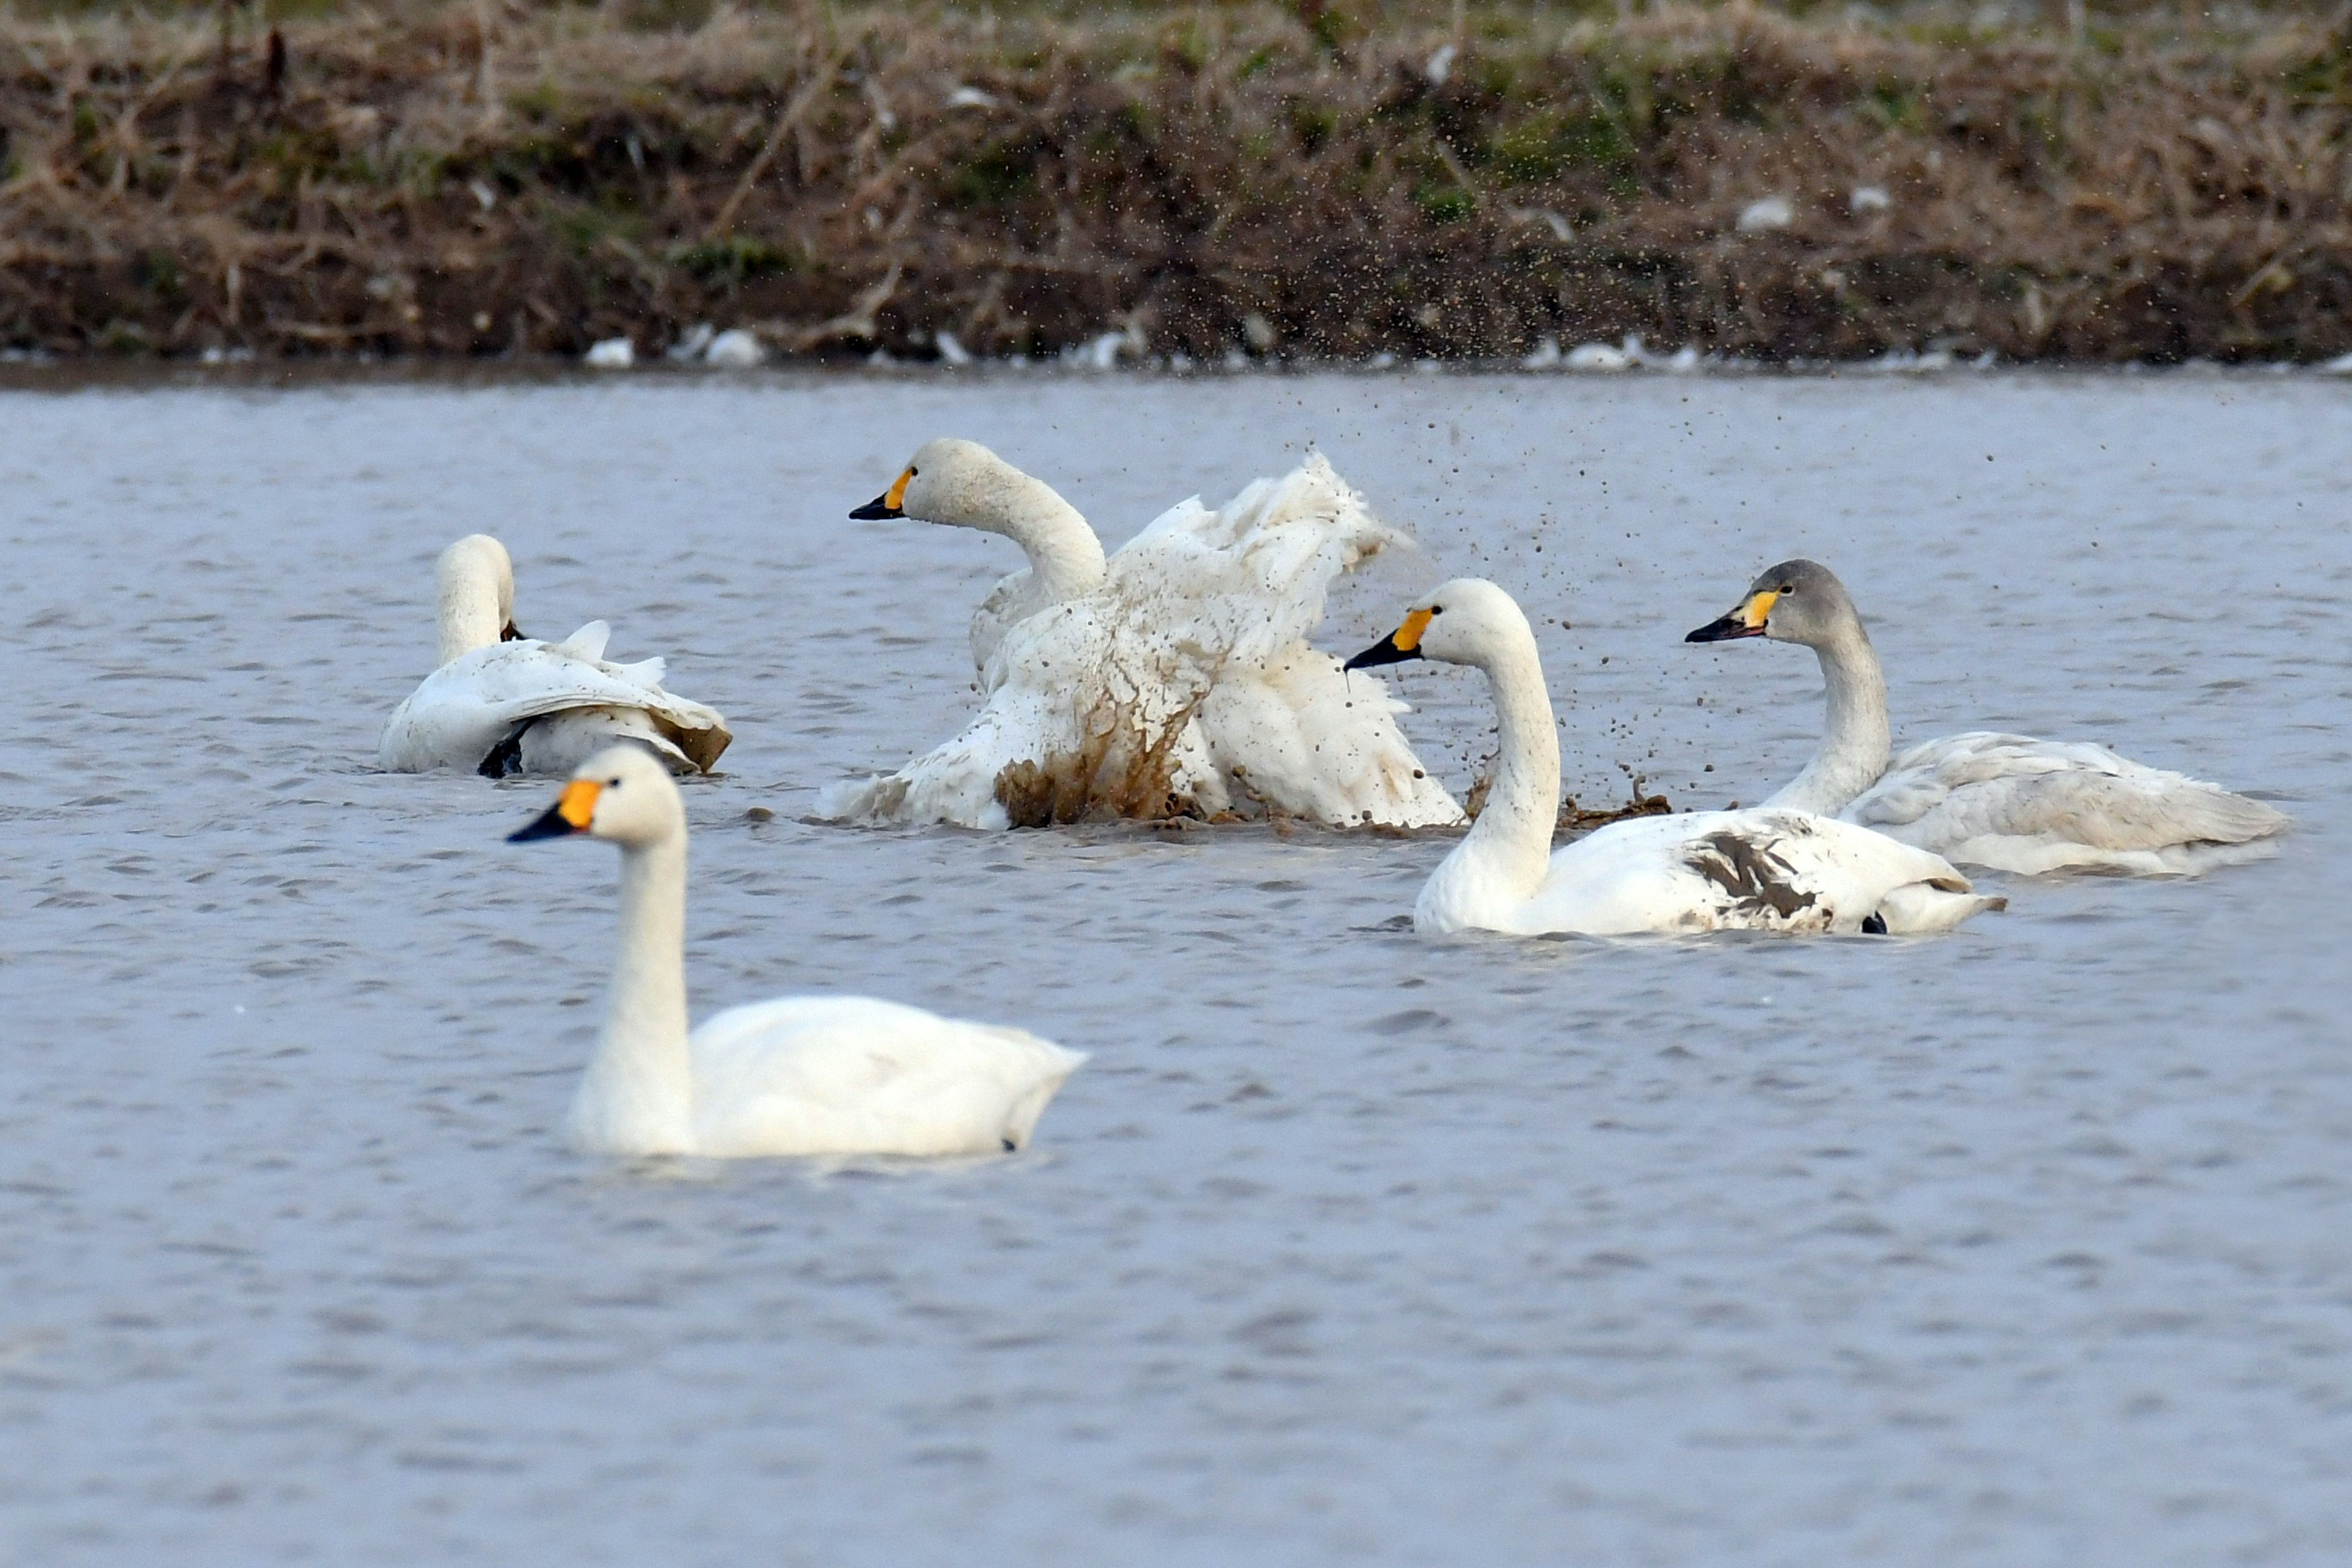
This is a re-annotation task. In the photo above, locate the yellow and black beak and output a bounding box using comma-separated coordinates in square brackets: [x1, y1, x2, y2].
[849, 466, 914, 521]
[508, 779, 601, 842]
[1344, 606, 1434, 671]
[1686, 589, 1778, 644]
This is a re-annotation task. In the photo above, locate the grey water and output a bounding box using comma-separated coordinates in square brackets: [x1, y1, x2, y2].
[1, 366, 2346, 1565]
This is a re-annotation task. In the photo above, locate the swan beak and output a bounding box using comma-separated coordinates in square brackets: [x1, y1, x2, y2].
[1345, 606, 1433, 670]
[1685, 590, 1777, 643]
[508, 779, 601, 842]
[849, 466, 913, 520]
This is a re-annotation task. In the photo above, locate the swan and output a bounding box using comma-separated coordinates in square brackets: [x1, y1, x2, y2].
[829, 441, 1462, 829]
[507, 746, 1085, 1158]
[1346, 579, 2002, 936]
[1686, 559, 2290, 875]
[379, 535, 731, 778]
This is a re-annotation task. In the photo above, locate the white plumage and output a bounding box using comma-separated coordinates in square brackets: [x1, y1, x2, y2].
[509, 747, 1083, 1159]
[1687, 559, 2288, 875]
[1349, 579, 2002, 938]
[826, 443, 1461, 829]
[1847, 731, 2290, 876]
[378, 535, 729, 777]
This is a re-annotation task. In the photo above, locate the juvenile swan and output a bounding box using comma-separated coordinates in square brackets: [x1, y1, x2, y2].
[509, 747, 1084, 1158]
[1347, 579, 2001, 936]
[379, 535, 730, 778]
[832, 440, 1461, 829]
[1686, 559, 2289, 875]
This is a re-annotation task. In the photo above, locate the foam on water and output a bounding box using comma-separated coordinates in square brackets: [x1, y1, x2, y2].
[0, 371, 2346, 1564]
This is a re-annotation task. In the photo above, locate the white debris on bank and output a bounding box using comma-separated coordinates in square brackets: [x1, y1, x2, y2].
[1521, 334, 1702, 373]
[703, 328, 766, 367]
[1850, 184, 1893, 214]
[1736, 195, 1795, 233]
[1065, 322, 1148, 370]
[584, 337, 635, 369]
[933, 330, 973, 365]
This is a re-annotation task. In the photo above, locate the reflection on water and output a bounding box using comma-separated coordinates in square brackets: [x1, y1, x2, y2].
[0, 369, 2346, 1565]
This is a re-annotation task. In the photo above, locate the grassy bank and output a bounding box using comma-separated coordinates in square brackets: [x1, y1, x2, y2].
[4, 1, 2351, 362]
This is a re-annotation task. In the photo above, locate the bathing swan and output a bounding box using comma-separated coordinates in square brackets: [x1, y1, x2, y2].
[1346, 579, 2001, 937]
[508, 746, 1084, 1158]
[1686, 559, 2288, 875]
[829, 441, 1461, 829]
[379, 535, 731, 778]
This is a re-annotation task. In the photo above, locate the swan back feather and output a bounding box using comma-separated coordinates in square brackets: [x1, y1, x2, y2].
[383, 541, 730, 775]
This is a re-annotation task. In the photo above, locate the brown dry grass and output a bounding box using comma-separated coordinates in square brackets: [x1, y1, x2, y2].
[5, 1, 2351, 360]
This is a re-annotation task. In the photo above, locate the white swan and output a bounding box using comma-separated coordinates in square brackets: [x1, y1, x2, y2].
[1346, 579, 2003, 936]
[507, 746, 1085, 1158]
[379, 535, 731, 777]
[1686, 559, 2290, 875]
[829, 441, 1462, 829]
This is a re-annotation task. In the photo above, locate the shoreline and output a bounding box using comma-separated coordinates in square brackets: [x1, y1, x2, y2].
[5, 350, 2350, 391]
[9, 1, 2352, 365]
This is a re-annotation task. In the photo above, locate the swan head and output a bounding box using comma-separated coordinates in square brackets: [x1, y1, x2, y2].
[434, 533, 522, 665]
[848, 438, 1042, 534]
[1686, 558, 1858, 648]
[508, 745, 685, 850]
[1344, 578, 1532, 673]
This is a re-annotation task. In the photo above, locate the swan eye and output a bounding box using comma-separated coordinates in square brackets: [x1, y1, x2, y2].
[1777, 583, 1794, 595]
[1429, 605, 1444, 615]
[607, 777, 623, 788]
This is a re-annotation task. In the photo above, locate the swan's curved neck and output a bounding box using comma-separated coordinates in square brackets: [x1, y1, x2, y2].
[976, 477, 1107, 603]
[435, 562, 506, 666]
[1424, 635, 1559, 922]
[1766, 625, 1891, 815]
[570, 834, 695, 1155]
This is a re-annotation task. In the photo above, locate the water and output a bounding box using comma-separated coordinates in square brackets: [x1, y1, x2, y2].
[1, 368, 2346, 1565]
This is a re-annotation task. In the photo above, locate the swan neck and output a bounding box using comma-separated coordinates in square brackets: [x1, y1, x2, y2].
[573, 835, 695, 1155]
[435, 559, 505, 666]
[994, 480, 1107, 603]
[1771, 624, 1891, 814]
[1456, 636, 1561, 892]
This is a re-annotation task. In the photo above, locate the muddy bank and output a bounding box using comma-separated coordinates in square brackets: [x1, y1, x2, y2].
[5, 2, 2351, 363]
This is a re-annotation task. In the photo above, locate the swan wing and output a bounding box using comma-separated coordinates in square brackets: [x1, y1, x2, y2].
[689, 995, 1085, 1158]
[1845, 731, 2288, 874]
[555, 619, 612, 662]
[821, 595, 1228, 829]
[1107, 454, 1409, 666]
[971, 568, 1047, 676]
[1507, 809, 1997, 936]
[378, 638, 731, 774]
[1199, 646, 1463, 826]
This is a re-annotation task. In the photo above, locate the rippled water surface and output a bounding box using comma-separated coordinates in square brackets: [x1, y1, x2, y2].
[2, 368, 2347, 1564]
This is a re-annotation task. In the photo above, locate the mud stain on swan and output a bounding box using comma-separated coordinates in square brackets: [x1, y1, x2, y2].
[1684, 830, 1826, 926]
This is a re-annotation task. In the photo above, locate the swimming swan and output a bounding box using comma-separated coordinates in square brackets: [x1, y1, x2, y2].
[379, 535, 731, 778]
[1346, 579, 2002, 936]
[829, 441, 1462, 829]
[508, 746, 1085, 1158]
[1686, 559, 2289, 875]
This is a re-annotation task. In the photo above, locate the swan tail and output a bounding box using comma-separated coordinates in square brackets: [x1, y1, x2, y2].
[996, 1040, 1088, 1150]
